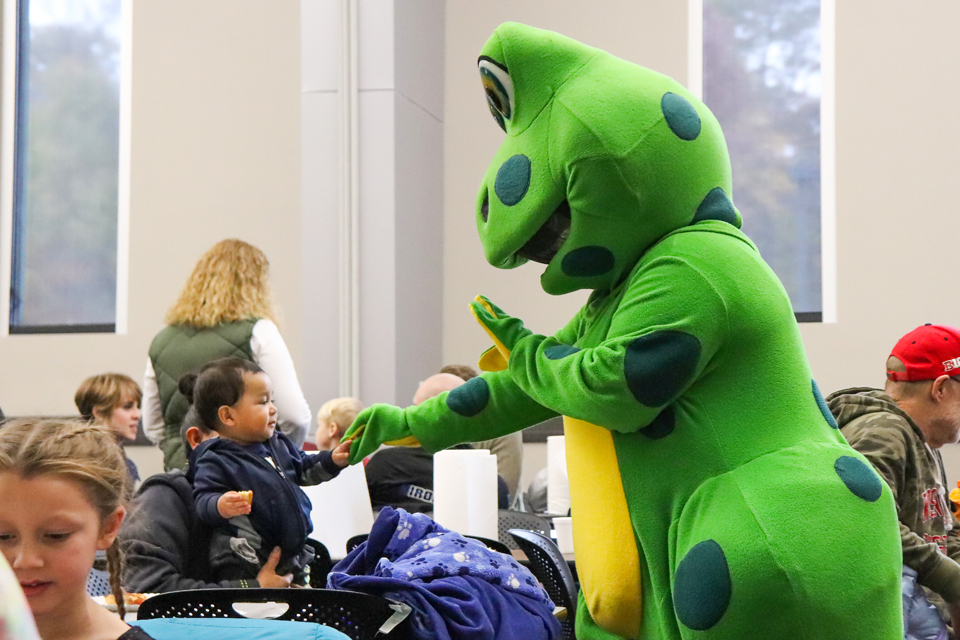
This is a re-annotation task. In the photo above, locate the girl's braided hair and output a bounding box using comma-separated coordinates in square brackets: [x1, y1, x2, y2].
[0, 419, 129, 618]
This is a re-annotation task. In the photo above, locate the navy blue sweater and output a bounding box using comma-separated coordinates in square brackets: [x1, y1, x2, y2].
[192, 432, 341, 564]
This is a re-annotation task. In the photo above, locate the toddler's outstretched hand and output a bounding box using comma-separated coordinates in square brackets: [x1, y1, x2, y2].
[218, 491, 253, 518]
[332, 439, 352, 468]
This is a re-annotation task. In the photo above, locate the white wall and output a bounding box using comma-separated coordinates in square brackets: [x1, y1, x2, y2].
[800, 1, 960, 393]
[0, 0, 303, 418]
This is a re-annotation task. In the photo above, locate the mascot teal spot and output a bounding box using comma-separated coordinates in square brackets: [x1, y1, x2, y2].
[834, 455, 884, 502]
[345, 23, 902, 640]
[639, 406, 675, 440]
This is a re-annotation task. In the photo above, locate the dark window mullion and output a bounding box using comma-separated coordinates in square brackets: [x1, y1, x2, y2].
[9, 0, 30, 328]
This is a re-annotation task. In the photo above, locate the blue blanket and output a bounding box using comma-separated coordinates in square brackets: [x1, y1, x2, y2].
[328, 508, 560, 640]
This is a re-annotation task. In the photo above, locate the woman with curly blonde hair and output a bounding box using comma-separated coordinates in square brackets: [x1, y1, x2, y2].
[142, 239, 310, 471]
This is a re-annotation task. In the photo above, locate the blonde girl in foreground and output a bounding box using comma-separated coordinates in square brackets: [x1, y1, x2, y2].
[0, 420, 154, 640]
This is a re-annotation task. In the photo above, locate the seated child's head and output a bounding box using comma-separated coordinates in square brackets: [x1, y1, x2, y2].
[0, 419, 130, 620]
[179, 357, 276, 445]
[438, 364, 479, 381]
[74, 373, 142, 442]
[315, 397, 363, 451]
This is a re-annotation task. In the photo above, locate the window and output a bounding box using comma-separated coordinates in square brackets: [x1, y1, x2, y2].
[690, 0, 835, 322]
[1, 0, 129, 334]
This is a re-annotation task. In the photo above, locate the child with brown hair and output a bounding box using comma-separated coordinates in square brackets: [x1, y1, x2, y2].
[0, 419, 154, 639]
[75, 374, 143, 487]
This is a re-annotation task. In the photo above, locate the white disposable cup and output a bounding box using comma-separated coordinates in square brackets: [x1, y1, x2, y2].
[553, 516, 574, 554]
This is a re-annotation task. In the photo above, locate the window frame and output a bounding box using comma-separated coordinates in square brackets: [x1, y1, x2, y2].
[0, 0, 132, 336]
[688, 0, 837, 324]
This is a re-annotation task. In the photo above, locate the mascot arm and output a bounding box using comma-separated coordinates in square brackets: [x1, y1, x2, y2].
[506, 255, 727, 432]
[343, 369, 557, 464]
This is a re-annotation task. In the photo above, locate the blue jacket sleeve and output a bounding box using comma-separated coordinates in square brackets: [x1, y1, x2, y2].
[299, 449, 343, 485]
[275, 432, 344, 486]
[192, 457, 231, 527]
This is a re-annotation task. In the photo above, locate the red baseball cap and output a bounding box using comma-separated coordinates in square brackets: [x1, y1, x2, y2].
[887, 324, 960, 382]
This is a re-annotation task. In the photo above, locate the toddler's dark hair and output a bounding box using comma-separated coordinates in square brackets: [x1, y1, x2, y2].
[178, 357, 263, 430]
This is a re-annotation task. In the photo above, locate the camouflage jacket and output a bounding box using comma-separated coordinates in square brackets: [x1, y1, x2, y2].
[828, 387, 960, 603]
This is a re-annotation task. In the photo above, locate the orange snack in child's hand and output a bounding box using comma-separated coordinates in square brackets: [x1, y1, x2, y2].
[238, 490, 253, 505]
[950, 482, 960, 516]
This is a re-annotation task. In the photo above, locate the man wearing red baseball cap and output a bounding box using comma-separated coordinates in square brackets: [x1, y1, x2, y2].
[828, 324, 960, 632]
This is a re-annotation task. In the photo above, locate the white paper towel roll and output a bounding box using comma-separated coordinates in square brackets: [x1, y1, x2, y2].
[547, 435, 570, 515]
[552, 516, 574, 554]
[434, 449, 498, 538]
[465, 453, 499, 539]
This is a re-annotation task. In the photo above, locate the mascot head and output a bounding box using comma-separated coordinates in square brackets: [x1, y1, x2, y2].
[475, 22, 740, 295]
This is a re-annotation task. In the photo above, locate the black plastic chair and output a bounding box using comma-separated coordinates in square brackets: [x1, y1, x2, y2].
[305, 539, 332, 588]
[498, 510, 552, 550]
[85, 567, 112, 597]
[345, 533, 369, 554]
[509, 529, 578, 640]
[137, 588, 407, 640]
[467, 535, 512, 555]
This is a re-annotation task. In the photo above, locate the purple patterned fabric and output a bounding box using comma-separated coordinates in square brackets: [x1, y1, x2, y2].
[328, 508, 559, 640]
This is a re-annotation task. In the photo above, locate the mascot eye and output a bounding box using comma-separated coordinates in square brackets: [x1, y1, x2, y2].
[478, 57, 514, 133]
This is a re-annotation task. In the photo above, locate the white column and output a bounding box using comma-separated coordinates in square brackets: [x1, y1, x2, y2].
[300, 0, 344, 415]
[300, 0, 445, 413]
[391, 0, 446, 406]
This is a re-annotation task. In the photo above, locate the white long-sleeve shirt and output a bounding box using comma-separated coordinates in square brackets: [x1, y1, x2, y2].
[142, 319, 311, 447]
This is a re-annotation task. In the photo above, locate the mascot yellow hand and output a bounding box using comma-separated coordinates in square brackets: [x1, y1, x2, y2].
[469, 295, 530, 371]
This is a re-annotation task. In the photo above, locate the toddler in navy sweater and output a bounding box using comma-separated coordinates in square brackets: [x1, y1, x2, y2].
[182, 357, 351, 584]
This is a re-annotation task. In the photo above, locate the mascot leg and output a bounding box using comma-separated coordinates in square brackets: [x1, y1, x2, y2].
[673, 443, 902, 639]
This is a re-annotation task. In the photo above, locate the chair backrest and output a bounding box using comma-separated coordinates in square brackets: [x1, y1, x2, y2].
[137, 588, 405, 640]
[465, 535, 512, 555]
[498, 510, 551, 550]
[345, 533, 368, 554]
[305, 539, 332, 588]
[509, 529, 578, 640]
[86, 567, 112, 597]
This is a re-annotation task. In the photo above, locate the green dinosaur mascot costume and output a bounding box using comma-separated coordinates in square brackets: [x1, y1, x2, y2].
[345, 23, 902, 640]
